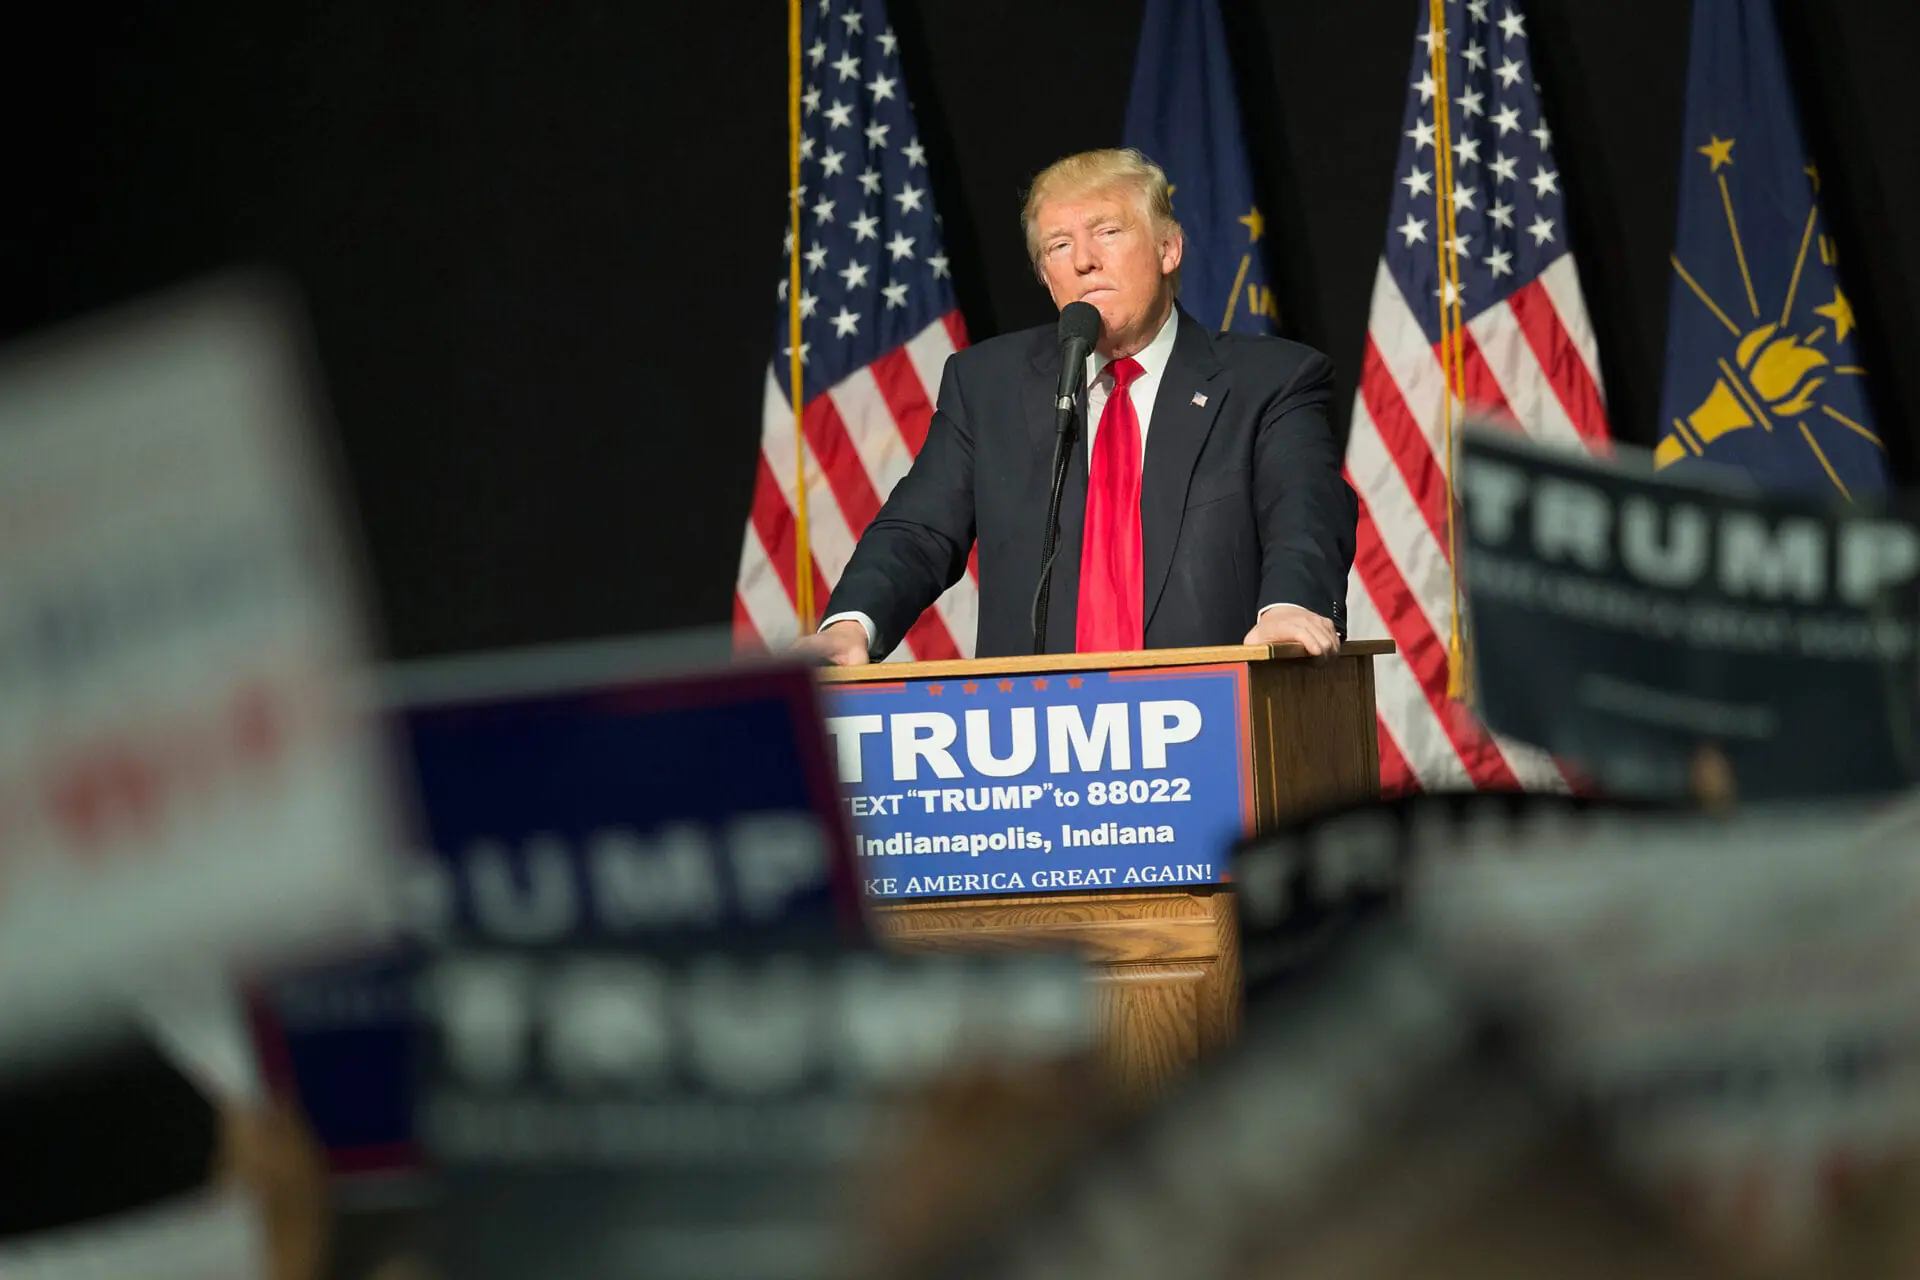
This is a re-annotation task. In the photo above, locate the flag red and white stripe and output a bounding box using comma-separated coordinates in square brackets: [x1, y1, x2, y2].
[734, 313, 978, 660]
[735, 0, 977, 661]
[1348, 0, 1613, 794]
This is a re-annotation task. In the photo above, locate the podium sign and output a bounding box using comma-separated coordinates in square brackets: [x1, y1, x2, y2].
[824, 663, 1254, 899]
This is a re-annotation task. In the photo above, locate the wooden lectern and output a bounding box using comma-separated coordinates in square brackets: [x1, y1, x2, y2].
[821, 640, 1391, 1103]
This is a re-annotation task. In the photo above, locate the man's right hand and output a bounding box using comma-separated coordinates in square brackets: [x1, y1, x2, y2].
[793, 619, 872, 667]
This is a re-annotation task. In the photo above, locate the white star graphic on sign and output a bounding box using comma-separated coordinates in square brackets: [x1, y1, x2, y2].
[1398, 214, 1429, 245]
[850, 212, 879, 242]
[799, 290, 819, 318]
[864, 120, 890, 148]
[824, 100, 853, 129]
[1403, 165, 1434, 196]
[886, 232, 916, 261]
[1467, 0, 1489, 20]
[821, 147, 845, 176]
[1488, 200, 1515, 229]
[1499, 8, 1526, 39]
[1454, 135, 1481, 165]
[812, 197, 836, 224]
[802, 86, 821, 114]
[804, 242, 829, 272]
[878, 29, 899, 55]
[1418, 25, 1449, 55]
[1463, 40, 1486, 70]
[1492, 104, 1521, 136]
[782, 341, 811, 365]
[902, 139, 927, 168]
[832, 52, 860, 82]
[1496, 57, 1523, 88]
[1527, 214, 1555, 245]
[1456, 87, 1484, 117]
[1485, 247, 1514, 277]
[893, 183, 925, 213]
[1414, 71, 1437, 102]
[841, 10, 862, 34]
[839, 260, 870, 290]
[867, 74, 896, 102]
[1530, 166, 1559, 198]
[1446, 232, 1471, 255]
[1531, 120, 1553, 149]
[1407, 119, 1436, 151]
[929, 253, 950, 278]
[799, 135, 815, 159]
[1490, 152, 1518, 183]
[858, 167, 882, 195]
[882, 281, 909, 309]
[1451, 184, 1478, 211]
[830, 307, 859, 338]
[807, 39, 825, 66]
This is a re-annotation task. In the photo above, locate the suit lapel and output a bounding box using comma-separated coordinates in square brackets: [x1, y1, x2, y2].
[1140, 311, 1227, 632]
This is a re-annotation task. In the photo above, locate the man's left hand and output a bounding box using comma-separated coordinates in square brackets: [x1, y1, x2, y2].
[1243, 605, 1340, 657]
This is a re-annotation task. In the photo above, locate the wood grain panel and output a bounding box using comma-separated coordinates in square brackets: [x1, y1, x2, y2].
[1091, 963, 1205, 1104]
[1249, 652, 1383, 823]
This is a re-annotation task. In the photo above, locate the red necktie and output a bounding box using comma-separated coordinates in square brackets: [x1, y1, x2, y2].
[1077, 356, 1145, 652]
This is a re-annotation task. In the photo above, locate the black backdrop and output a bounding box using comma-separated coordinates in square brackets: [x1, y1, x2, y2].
[5, 1, 1916, 659]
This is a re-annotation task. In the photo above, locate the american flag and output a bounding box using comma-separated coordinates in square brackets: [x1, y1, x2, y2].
[734, 0, 976, 660]
[1345, 0, 1613, 793]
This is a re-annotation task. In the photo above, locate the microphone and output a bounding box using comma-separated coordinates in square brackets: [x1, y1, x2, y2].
[1031, 301, 1104, 655]
[1051, 301, 1102, 426]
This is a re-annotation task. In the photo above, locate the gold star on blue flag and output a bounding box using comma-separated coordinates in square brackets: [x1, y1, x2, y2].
[1122, 0, 1277, 334]
[1656, 0, 1886, 497]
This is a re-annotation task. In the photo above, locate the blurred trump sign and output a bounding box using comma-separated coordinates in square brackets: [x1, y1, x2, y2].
[264, 643, 866, 1177]
[0, 279, 401, 1057]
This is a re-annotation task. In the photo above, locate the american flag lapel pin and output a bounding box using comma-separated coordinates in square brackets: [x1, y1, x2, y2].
[1191, 391, 1207, 407]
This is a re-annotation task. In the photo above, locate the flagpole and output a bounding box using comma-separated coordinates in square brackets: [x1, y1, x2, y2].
[1427, 0, 1469, 699]
[787, 0, 815, 633]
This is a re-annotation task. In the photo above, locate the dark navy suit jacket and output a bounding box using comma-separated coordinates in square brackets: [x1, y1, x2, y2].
[826, 306, 1358, 658]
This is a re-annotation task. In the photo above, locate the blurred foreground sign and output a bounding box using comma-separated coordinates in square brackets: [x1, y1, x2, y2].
[0, 280, 398, 1058]
[267, 644, 867, 1177]
[1461, 430, 1920, 798]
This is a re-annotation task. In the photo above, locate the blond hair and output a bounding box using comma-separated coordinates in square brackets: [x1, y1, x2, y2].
[1021, 148, 1183, 288]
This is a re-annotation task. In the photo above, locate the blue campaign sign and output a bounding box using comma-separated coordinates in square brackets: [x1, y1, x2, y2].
[823, 664, 1254, 899]
[259, 651, 863, 1178]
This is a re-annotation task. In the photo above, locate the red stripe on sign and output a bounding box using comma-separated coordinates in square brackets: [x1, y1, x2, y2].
[943, 310, 969, 350]
[1376, 717, 1419, 797]
[1359, 337, 1450, 551]
[1453, 325, 1515, 420]
[905, 604, 962, 661]
[802, 394, 883, 535]
[1509, 279, 1612, 449]
[1352, 496, 1520, 789]
[750, 454, 832, 612]
[870, 345, 934, 453]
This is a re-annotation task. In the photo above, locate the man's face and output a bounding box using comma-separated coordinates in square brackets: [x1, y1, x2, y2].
[1035, 186, 1181, 355]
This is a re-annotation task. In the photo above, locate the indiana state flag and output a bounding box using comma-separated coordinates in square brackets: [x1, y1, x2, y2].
[1656, 0, 1886, 496]
[1123, 0, 1275, 334]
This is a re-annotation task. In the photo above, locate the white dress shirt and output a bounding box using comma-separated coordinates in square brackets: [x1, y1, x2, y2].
[1083, 300, 1180, 465]
[824, 304, 1303, 652]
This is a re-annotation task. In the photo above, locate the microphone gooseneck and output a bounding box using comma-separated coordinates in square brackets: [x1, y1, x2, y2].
[1032, 302, 1104, 655]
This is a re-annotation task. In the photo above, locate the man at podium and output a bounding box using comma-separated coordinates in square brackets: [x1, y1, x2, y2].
[799, 148, 1357, 666]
